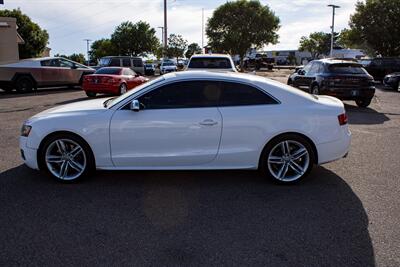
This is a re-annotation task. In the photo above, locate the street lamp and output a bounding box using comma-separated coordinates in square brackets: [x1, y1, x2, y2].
[328, 4, 340, 58]
[83, 39, 91, 66]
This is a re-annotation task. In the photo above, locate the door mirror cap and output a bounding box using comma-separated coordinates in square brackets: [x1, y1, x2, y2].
[130, 99, 140, 112]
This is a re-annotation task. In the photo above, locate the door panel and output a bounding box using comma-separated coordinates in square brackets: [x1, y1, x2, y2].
[110, 108, 222, 167]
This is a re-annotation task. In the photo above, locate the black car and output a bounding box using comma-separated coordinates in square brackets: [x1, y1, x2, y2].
[383, 72, 400, 90]
[144, 63, 155, 76]
[288, 59, 375, 107]
[361, 58, 400, 81]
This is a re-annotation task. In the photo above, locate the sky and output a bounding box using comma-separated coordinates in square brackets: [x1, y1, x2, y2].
[1, 0, 359, 57]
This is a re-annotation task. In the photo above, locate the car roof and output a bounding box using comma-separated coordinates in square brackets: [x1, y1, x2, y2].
[190, 54, 232, 59]
[316, 58, 362, 65]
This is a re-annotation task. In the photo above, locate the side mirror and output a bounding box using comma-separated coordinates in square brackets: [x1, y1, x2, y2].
[297, 69, 305, 75]
[130, 99, 140, 112]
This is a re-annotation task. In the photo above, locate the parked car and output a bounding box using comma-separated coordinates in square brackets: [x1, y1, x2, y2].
[186, 54, 238, 72]
[82, 67, 148, 97]
[96, 56, 145, 76]
[383, 72, 400, 90]
[20, 71, 350, 184]
[0, 57, 95, 93]
[288, 59, 375, 107]
[243, 53, 274, 70]
[360, 58, 400, 81]
[144, 64, 155, 76]
[160, 61, 177, 74]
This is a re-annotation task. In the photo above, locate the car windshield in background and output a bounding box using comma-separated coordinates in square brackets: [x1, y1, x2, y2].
[99, 58, 111, 66]
[163, 62, 175, 66]
[189, 58, 232, 69]
[95, 68, 121, 75]
[329, 64, 367, 74]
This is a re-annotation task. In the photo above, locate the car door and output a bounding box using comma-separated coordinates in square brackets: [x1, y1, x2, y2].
[58, 58, 80, 84]
[39, 59, 63, 86]
[110, 80, 223, 167]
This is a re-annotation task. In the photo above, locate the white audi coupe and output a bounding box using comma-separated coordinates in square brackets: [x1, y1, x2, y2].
[20, 71, 351, 184]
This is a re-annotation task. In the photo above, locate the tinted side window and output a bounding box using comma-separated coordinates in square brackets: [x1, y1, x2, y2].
[122, 58, 131, 67]
[132, 58, 143, 67]
[139, 81, 220, 109]
[109, 58, 121, 67]
[220, 82, 278, 106]
[308, 62, 319, 75]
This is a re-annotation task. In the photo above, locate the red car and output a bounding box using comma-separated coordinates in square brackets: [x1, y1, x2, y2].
[82, 67, 148, 97]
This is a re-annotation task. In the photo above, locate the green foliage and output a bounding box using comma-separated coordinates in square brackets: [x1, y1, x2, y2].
[165, 34, 188, 60]
[206, 0, 280, 66]
[89, 38, 117, 62]
[185, 43, 202, 58]
[299, 32, 336, 59]
[111, 21, 159, 56]
[346, 0, 400, 57]
[0, 8, 49, 59]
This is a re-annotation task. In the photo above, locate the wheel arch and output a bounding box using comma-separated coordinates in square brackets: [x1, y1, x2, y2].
[12, 73, 37, 87]
[37, 130, 96, 170]
[258, 132, 318, 169]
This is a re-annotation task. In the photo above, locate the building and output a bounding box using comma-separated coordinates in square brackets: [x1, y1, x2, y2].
[0, 17, 24, 64]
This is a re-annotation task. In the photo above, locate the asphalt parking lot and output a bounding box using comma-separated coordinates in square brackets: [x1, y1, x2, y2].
[0, 71, 399, 266]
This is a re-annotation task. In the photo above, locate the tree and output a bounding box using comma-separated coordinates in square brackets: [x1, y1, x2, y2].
[0, 8, 49, 59]
[165, 34, 188, 61]
[89, 38, 117, 62]
[345, 0, 400, 57]
[111, 21, 159, 56]
[206, 0, 280, 68]
[298, 32, 334, 59]
[54, 53, 86, 64]
[185, 43, 202, 58]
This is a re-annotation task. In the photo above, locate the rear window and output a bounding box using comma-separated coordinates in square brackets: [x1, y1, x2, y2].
[95, 68, 121, 75]
[99, 58, 111, 66]
[189, 57, 232, 69]
[328, 64, 367, 74]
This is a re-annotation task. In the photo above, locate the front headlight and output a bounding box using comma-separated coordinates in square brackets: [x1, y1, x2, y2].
[21, 124, 32, 137]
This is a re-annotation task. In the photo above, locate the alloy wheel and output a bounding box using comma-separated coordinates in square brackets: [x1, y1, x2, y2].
[267, 140, 310, 182]
[120, 84, 127, 95]
[45, 139, 86, 180]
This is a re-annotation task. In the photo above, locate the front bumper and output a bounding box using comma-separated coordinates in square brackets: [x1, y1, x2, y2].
[321, 86, 375, 100]
[19, 136, 39, 170]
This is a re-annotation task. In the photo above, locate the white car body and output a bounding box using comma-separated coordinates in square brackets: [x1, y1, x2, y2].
[160, 62, 177, 74]
[186, 54, 238, 72]
[20, 71, 350, 176]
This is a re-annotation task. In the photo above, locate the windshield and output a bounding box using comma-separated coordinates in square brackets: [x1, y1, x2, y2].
[329, 64, 367, 74]
[162, 62, 174, 66]
[106, 76, 165, 108]
[99, 58, 111, 66]
[95, 68, 122, 75]
[188, 57, 232, 69]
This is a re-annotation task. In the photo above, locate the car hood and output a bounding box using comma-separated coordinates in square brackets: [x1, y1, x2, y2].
[29, 98, 109, 121]
[186, 68, 237, 72]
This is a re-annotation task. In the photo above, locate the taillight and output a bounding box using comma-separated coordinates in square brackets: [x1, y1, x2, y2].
[338, 113, 348, 125]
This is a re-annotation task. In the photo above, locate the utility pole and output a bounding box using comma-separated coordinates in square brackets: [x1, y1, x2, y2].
[202, 8, 204, 53]
[83, 39, 91, 65]
[158, 26, 164, 46]
[328, 4, 340, 58]
[163, 0, 167, 50]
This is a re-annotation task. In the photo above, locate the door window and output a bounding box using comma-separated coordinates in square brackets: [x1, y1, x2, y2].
[109, 58, 121, 67]
[122, 58, 131, 67]
[307, 62, 319, 75]
[132, 58, 143, 67]
[139, 81, 220, 109]
[59, 59, 74, 68]
[219, 82, 278, 106]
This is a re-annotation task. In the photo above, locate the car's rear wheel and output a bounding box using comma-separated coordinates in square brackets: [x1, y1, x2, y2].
[15, 76, 34, 93]
[119, 83, 127, 95]
[355, 98, 372, 108]
[260, 134, 314, 184]
[39, 134, 94, 182]
[86, 92, 96, 97]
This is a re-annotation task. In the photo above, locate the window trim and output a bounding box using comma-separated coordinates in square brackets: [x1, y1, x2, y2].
[117, 78, 280, 110]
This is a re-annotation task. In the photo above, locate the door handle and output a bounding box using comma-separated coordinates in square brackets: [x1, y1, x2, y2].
[199, 119, 218, 126]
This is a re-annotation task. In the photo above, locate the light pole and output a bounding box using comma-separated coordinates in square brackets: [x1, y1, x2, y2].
[328, 4, 340, 58]
[163, 0, 167, 50]
[158, 26, 164, 46]
[83, 39, 91, 66]
[202, 8, 204, 53]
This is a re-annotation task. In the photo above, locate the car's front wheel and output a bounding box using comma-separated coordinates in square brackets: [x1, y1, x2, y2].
[39, 134, 94, 182]
[119, 83, 127, 95]
[355, 98, 372, 108]
[310, 85, 320, 95]
[260, 134, 314, 184]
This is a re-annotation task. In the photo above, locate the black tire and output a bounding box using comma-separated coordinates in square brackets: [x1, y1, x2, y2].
[119, 83, 127, 95]
[259, 134, 315, 185]
[287, 79, 292, 85]
[355, 98, 372, 108]
[15, 76, 34, 93]
[310, 84, 320, 95]
[86, 92, 96, 97]
[38, 133, 95, 183]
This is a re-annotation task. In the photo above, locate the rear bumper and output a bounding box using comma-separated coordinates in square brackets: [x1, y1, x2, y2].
[321, 86, 375, 100]
[83, 83, 120, 94]
[19, 136, 39, 170]
[317, 126, 351, 165]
